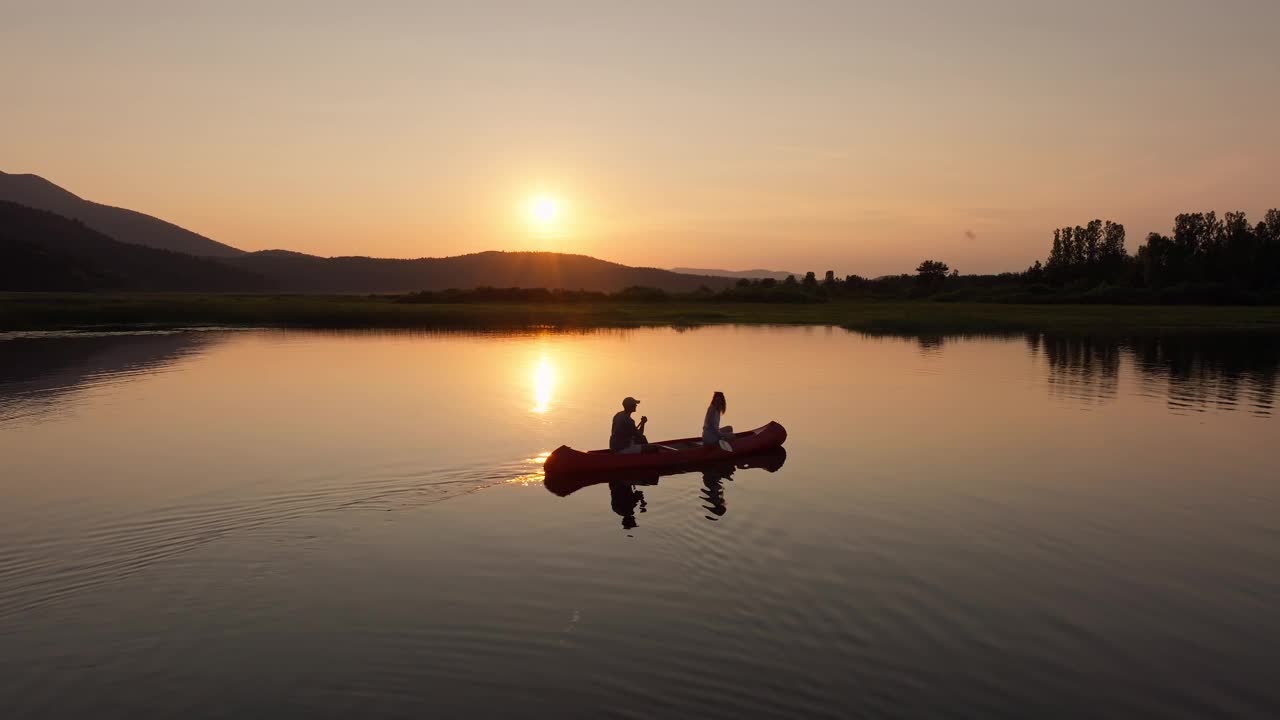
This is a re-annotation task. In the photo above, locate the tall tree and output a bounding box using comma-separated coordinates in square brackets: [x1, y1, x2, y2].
[1082, 219, 1103, 273]
[1222, 211, 1255, 285]
[1258, 209, 1280, 288]
[1068, 226, 1087, 270]
[1137, 232, 1175, 287]
[1046, 229, 1066, 283]
[1101, 221, 1127, 280]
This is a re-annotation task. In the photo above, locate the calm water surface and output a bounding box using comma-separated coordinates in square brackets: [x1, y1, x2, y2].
[1, 327, 1277, 719]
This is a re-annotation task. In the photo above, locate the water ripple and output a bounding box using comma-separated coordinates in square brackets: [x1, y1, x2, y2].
[0, 458, 535, 622]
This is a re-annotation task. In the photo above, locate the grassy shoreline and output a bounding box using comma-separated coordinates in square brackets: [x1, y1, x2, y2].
[4, 293, 1280, 334]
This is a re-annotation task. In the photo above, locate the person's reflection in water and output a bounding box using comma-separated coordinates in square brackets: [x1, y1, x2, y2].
[609, 481, 647, 531]
[700, 466, 734, 521]
[543, 449, 787, 534]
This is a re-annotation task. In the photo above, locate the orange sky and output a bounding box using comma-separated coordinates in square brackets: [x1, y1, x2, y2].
[4, 2, 1277, 276]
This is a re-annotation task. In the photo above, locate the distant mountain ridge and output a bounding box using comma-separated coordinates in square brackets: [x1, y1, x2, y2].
[0, 202, 265, 291]
[671, 267, 800, 281]
[0, 171, 244, 257]
[228, 249, 736, 293]
[0, 171, 740, 293]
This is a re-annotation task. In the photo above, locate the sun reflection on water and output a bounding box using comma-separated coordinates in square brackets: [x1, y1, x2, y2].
[507, 451, 551, 486]
[532, 356, 556, 413]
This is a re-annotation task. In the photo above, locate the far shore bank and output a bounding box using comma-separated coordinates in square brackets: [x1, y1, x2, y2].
[4, 293, 1280, 334]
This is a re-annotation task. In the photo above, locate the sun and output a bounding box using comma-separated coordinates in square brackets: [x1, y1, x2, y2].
[528, 194, 561, 225]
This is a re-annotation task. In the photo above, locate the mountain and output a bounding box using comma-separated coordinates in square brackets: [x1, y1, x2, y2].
[0, 173, 743, 293]
[0, 201, 265, 291]
[671, 267, 800, 281]
[228, 250, 738, 293]
[0, 171, 244, 257]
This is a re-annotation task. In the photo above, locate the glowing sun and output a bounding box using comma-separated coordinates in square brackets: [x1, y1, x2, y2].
[528, 195, 561, 225]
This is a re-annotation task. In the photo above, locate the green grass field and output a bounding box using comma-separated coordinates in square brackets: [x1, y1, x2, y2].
[4, 293, 1280, 334]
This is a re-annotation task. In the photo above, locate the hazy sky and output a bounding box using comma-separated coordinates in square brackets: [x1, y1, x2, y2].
[4, 1, 1278, 275]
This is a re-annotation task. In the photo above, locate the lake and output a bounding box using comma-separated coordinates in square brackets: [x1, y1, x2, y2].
[1, 326, 1277, 719]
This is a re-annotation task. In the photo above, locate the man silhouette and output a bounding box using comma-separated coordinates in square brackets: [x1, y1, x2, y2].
[609, 396, 648, 453]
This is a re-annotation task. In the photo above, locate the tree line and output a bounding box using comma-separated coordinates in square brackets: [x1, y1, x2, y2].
[750, 208, 1280, 304]
[396, 207, 1280, 305]
[1025, 209, 1280, 291]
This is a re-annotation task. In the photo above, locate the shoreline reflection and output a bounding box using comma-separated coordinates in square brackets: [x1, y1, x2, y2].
[0, 331, 223, 423]
[857, 329, 1279, 416]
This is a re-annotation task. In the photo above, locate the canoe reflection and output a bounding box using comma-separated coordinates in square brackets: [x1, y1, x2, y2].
[543, 448, 787, 529]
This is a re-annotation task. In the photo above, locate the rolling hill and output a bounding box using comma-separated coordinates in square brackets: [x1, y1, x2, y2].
[228, 250, 738, 293]
[0, 171, 244, 257]
[0, 202, 266, 291]
[0, 200, 734, 294]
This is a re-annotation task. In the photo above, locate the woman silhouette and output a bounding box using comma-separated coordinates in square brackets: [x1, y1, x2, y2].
[702, 391, 734, 451]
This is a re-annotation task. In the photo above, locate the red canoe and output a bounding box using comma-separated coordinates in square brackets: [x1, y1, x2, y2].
[543, 421, 788, 477]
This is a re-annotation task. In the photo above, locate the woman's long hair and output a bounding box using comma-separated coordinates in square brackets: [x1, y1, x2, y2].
[710, 391, 727, 415]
